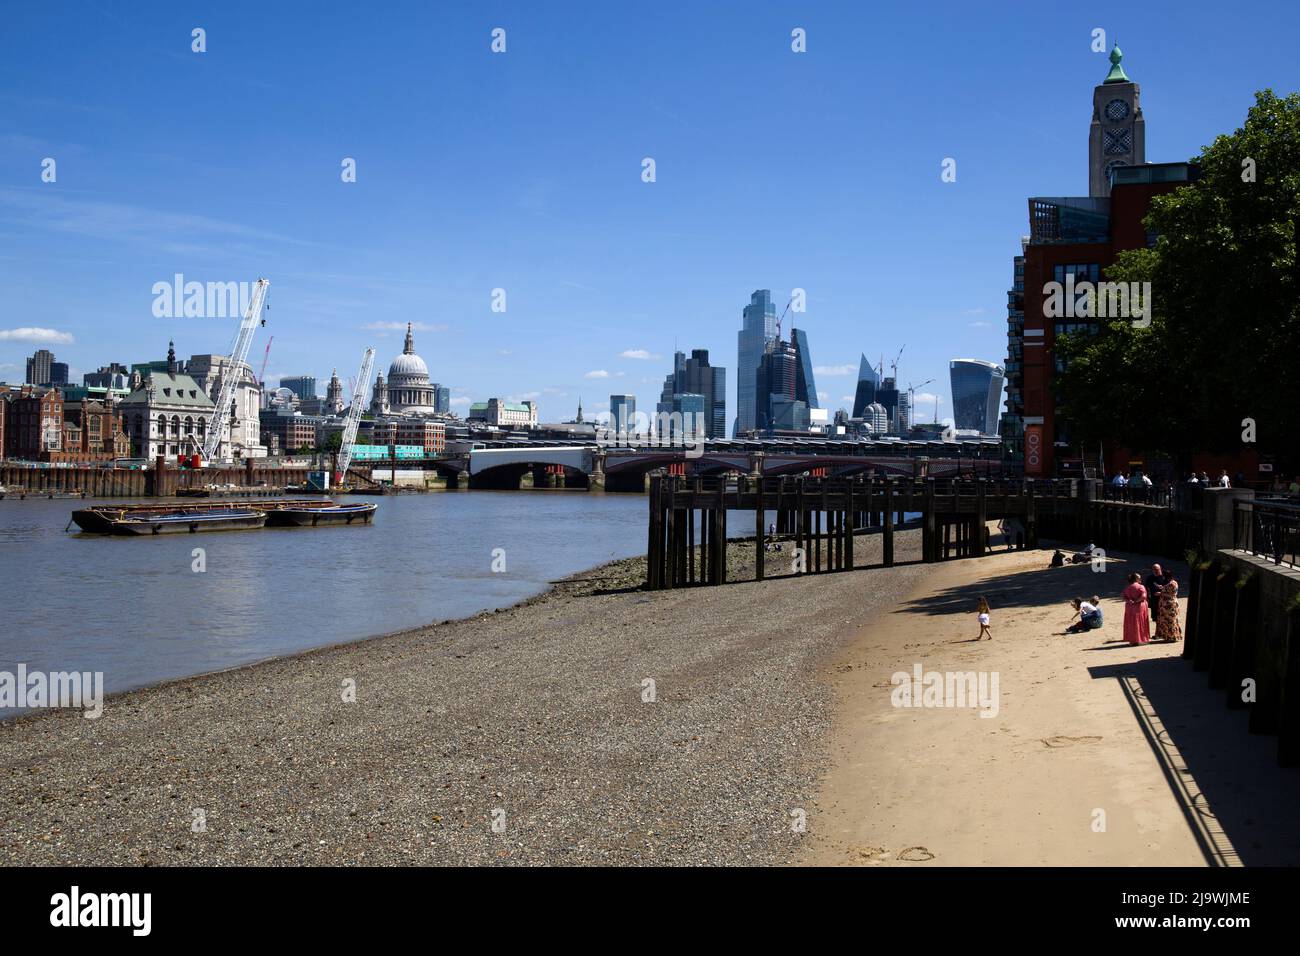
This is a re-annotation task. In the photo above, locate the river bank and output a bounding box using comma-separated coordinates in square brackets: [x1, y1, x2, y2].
[1, 529, 925, 865]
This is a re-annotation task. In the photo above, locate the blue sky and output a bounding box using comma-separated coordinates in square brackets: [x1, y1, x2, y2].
[2, 0, 1297, 422]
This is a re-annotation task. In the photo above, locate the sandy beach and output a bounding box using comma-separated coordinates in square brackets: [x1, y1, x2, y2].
[5, 530, 1299, 867]
[804, 548, 1300, 867]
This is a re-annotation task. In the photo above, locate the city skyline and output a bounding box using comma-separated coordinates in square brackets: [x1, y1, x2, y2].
[3, 2, 1299, 423]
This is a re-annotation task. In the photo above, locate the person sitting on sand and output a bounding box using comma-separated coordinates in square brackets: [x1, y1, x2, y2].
[976, 597, 992, 641]
[1049, 549, 1066, 568]
[1065, 596, 1103, 633]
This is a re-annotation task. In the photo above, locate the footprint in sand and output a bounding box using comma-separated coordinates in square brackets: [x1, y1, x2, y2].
[853, 845, 890, 862]
[1041, 735, 1103, 748]
[898, 846, 936, 862]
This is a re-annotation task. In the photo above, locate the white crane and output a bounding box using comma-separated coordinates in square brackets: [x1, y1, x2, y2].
[203, 278, 269, 462]
[335, 347, 375, 485]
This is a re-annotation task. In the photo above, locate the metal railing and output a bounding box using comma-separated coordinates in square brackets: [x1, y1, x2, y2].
[1233, 498, 1300, 566]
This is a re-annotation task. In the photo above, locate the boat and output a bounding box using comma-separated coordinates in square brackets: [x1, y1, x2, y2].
[264, 501, 378, 527]
[71, 498, 333, 533]
[110, 509, 269, 535]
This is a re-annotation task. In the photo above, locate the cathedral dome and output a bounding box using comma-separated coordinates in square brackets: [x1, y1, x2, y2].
[389, 352, 429, 378]
[388, 322, 430, 381]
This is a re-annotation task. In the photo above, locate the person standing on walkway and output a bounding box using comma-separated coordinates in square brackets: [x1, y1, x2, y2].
[1155, 575, 1183, 642]
[1123, 572, 1151, 645]
[976, 597, 992, 641]
[1144, 563, 1169, 623]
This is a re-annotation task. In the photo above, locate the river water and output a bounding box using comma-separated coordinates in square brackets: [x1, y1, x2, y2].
[1, 491, 678, 717]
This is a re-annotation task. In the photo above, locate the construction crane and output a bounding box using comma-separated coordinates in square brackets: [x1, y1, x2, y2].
[889, 345, 905, 381]
[774, 295, 794, 341]
[202, 278, 268, 462]
[335, 347, 375, 486]
[906, 378, 935, 428]
[257, 336, 274, 387]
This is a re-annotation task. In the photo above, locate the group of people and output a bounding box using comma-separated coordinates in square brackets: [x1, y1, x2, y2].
[1055, 562, 1182, 644]
[1184, 470, 1233, 488]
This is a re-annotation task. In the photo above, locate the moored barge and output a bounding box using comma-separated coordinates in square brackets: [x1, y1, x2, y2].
[264, 502, 377, 527]
[110, 509, 269, 535]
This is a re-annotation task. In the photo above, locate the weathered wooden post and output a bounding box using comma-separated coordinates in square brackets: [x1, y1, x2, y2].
[755, 476, 765, 582]
[974, 480, 987, 557]
[923, 479, 936, 563]
[883, 480, 895, 567]
[846, 481, 856, 570]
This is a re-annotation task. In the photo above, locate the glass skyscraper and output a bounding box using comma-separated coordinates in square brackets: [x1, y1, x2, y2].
[790, 327, 818, 410]
[949, 358, 1006, 435]
[734, 290, 776, 436]
[851, 354, 881, 419]
[656, 349, 725, 439]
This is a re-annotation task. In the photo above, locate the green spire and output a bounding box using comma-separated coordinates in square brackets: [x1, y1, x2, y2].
[1103, 44, 1130, 84]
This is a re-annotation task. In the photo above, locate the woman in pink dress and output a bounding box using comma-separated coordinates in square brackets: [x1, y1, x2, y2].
[1122, 572, 1151, 645]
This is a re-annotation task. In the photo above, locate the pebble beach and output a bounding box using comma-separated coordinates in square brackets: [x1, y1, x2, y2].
[1, 530, 924, 866]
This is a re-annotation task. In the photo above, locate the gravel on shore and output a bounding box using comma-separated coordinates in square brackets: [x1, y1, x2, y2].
[1, 529, 923, 866]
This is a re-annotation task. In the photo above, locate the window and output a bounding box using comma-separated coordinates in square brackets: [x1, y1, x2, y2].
[1053, 264, 1100, 284]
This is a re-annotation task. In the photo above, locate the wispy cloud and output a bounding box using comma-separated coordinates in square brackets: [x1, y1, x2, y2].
[584, 369, 611, 379]
[814, 364, 855, 376]
[620, 349, 660, 360]
[0, 326, 74, 344]
[0, 188, 320, 257]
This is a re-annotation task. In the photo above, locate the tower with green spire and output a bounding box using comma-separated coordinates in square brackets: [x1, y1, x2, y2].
[1089, 44, 1144, 197]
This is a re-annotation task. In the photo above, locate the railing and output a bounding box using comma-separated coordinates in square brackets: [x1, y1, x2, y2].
[1099, 483, 1179, 508]
[1233, 498, 1300, 566]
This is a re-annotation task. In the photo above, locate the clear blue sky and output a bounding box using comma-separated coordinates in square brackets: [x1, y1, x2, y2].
[2, 0, 1297, 422]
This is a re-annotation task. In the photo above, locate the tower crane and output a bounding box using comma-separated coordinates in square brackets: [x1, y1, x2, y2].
[335, 347, 375, 486]
[774, 295, 794, 341]
[889, 345, 905, 381]
[906, 378, 935, 429]
[257, 336, 274, 388]
[203, 278, 268, 462]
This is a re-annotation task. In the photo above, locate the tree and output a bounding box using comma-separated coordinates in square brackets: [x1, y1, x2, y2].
[1057, 90, 1300, 470]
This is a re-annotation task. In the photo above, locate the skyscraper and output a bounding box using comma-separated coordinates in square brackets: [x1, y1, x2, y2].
[657, 349, 725, 439]
[734, 290, 776, 436]
[950, 359, 1006, 435]
[790, 328, 818, 410]
[26, 349, 54, 386]
[609, 394, 637, 437]
[851, 354, 881, 419]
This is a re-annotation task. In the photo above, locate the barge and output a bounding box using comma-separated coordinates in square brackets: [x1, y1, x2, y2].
[71, 499, 333, 533]
[110, 509, 269, 535]
[264, 502, 377, 527]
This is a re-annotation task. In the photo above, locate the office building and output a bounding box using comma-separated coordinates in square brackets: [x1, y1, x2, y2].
[280, 376, 317, 402]
[609, 394, 637, 437]
[657, 349, 725, 439]
[950, 359, 1006, 435]
[851, 354, 881, 419]
[1011, 45, 1197, 475]
[734, 290, 776, 436]
[25, 350, 54, 387]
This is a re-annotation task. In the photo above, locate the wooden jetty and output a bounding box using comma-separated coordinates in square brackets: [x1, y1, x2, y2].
[645, 474, 1200, 589]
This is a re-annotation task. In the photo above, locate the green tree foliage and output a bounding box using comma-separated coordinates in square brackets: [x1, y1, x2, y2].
[1057, 90, 1300, 467]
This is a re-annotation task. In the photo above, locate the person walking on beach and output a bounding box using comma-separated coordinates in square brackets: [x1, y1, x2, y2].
[1122, 572, 1151, 645]
[1144, 563, 1169, 624]
[1155, 574, 1183, 642]
[976, 597, 992, 641]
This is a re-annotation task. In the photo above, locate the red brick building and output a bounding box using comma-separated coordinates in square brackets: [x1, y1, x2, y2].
[371, 418, 446, 456]
[1003, 46, 1206, 479]
[2, 385, 65, 462]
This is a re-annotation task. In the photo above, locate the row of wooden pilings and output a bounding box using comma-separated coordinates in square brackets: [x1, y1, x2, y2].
[1181, 547, 1300, 766]
[645, 474, 1070, 590]
[0, 460, 313, 497]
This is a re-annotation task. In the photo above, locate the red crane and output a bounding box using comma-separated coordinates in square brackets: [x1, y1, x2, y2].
[257, 336, 273, 386]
